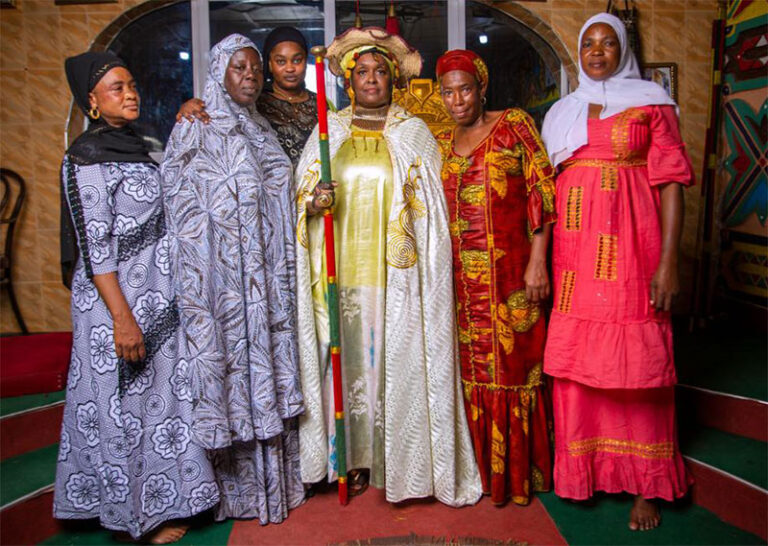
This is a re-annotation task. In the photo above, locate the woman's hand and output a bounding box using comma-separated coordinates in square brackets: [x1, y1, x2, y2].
[652, 182, 684, 312]
[306, 181, 338, 216]
[524, 259, 550, 304]
[650, 261, 679, 312]
[112, 310, 146, 362]
[176, 98, 210, 124]
[91, 272, 146, 362]
[114, 313, 147, 362]
[524, 224, 552, 304]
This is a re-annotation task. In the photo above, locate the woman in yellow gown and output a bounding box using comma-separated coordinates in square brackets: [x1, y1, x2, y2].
[294, 27, 482, 506]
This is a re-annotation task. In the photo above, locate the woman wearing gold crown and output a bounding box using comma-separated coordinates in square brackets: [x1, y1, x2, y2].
[294, 27, 482, 506]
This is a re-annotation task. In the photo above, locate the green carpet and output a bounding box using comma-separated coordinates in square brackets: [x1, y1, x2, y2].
[680, 425, 768, 490]
[538, 491, 765, 545]
[0, 390, 66, 417]
[674, 325, 767, 401]
[40, 513, 234, 545]
[0, 443, 58, 506]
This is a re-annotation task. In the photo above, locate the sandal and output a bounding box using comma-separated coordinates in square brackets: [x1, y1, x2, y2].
[347, 469, 369, 497]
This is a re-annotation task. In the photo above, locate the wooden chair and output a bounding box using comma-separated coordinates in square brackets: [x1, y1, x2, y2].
[0, 168, 28, 334]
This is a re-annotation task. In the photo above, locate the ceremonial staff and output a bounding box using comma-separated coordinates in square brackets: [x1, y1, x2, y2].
[311, 45, 348, 506]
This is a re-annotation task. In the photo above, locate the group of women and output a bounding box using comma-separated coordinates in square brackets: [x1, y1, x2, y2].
[55, 12, 693, 543]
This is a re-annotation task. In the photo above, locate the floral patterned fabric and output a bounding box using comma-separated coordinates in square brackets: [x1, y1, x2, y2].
[54, 160, 219, 539]
[160, 34, 305, 522]
[436, 109, 556, 505]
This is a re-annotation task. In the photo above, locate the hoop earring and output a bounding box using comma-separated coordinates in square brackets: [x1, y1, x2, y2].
[481, 96, 487, 105]
[88, 107, 100, 120]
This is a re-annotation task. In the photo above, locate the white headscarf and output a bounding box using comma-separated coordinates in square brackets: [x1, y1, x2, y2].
[542, 13, 677, 168]
[203, 33, 263, 125]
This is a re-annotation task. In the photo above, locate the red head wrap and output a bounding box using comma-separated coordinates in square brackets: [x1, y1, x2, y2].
[436, 49, 489, 88]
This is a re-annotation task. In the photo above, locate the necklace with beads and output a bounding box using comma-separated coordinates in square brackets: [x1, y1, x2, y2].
[352, 104, 388, 131]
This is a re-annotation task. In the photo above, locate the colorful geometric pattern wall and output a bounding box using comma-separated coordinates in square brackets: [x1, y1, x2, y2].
[719, 0, 768, 304]
[723, 1, 768, 94]
[722, 98, 767, 228]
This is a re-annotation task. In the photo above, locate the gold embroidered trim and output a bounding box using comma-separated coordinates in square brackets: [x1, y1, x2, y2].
[567, 438, 675, 460]
[449, 218, 469, 238]
[600, 166, 618, 191]
[386, 159, 426, 269]
[594, 233, 618, 281]
[460, 250, 491, 284]
[557, 270, 576, 313]
[565, 187, 583, 231]
[486, 146, 523, 199]
[460, 184, 485, 205]
[561, 158, 647, 169]
[296, 162, 321, 248]
[611, 108, 649, 161]
[499, 290, 541, 334]
[460, 366, 544, 392]
[443, 154, 470, 179]
[525, 361, 542, 387]
[491, 422, 506, 474]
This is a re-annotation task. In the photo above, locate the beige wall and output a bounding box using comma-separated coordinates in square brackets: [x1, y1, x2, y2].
[0, 0, 719, 333]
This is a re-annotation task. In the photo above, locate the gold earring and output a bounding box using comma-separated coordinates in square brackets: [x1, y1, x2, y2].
[88, 107, 100, 120]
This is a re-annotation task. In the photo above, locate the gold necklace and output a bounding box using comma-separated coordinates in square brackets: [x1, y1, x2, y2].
[352, 105, 389, 121]
[270, 87, 308, 104]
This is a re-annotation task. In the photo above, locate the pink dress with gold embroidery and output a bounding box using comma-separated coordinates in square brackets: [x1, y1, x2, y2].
[544, 105, 694, 500]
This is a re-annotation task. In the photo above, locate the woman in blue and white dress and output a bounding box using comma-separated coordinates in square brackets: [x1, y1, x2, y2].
[54, 51, 218, 544]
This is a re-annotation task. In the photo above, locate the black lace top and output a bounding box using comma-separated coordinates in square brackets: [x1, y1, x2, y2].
[256, 89, 318, 168]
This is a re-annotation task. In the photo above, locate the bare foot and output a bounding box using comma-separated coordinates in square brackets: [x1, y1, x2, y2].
[629, 495, 660, 531]
[146, 523, 190, 544]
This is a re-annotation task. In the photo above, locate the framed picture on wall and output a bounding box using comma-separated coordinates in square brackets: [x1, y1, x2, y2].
[642, 62, 678, 102]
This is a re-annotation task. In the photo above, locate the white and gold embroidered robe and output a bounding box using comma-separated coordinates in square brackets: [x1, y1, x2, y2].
[294, 104, 481, 506]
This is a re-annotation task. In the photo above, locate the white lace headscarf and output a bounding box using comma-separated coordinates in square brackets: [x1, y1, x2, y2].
[542, 13, 677, 168]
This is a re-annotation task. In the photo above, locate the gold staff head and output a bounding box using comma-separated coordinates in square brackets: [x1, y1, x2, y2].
[310, 45, 327, 59]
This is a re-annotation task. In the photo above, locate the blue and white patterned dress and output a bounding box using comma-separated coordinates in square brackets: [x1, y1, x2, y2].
[54, 158, 220, 538]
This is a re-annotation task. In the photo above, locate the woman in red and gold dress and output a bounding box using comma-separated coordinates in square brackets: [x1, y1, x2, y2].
[541, 13, 693, 531]
[435, 50, 556, 506]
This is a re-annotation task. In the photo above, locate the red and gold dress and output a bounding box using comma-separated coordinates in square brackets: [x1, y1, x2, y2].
[544, 105, 693, 500]
[437, 109, 556, 505]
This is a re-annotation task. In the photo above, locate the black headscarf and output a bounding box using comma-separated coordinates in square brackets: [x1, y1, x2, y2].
[262, 26, 308, 82]
[60, 52, 155, 288]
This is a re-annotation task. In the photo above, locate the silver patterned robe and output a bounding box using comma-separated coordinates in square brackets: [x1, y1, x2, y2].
[160, 34, 304, 523]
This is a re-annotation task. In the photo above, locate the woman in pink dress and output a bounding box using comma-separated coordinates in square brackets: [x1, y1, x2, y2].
[541, 13, 693, 531]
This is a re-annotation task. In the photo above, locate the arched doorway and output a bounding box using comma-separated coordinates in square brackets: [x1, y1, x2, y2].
[67, 0, 575, 149]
